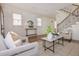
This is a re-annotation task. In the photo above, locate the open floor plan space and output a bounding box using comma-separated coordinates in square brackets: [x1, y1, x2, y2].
[0, 3, 79, 56]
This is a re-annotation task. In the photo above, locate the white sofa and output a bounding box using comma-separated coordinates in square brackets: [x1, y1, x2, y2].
[0, 33, 39, 56]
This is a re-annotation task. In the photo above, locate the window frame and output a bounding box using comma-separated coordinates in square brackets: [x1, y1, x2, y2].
[37, 18, 42, 27]
[13, 13, 22, 26]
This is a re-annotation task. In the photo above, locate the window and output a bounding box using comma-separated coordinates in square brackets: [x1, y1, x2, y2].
[13, 13, 22, 26]
[37, 18, 42, 26]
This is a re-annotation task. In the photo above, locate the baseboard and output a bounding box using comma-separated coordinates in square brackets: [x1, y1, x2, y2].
[63, 39, 72, 42]
[71, 40, 79, 43]
[63, 39, 79, 43]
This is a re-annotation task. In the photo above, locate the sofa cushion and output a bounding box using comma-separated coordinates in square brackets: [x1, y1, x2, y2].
[14, 39, 22, 46]
[4, 32, 16, 49]
[0, 35, 7, 51]
[10, 32, 19, 41]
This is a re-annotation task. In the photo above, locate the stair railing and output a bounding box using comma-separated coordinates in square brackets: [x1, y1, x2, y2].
[57, 4, 79, 32]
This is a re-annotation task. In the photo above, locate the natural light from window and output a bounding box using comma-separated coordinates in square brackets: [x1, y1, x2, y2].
[37, 18, 42, 27]
[13, 13, 22, 26]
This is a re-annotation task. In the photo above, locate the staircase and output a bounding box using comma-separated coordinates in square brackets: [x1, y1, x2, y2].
[56, 4, 79, 32]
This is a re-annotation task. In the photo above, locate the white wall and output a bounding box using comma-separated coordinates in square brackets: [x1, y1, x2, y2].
[0, 17, 1, 34]
[72, 25, 79, 40]
[0, 13, 1, 34]
[0, 6, 1, 34]
[37, 17, 54, 35]
[2, 4, 54, 36]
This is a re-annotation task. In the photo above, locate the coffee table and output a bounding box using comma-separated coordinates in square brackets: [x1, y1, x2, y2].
[41, 35, 64, 53]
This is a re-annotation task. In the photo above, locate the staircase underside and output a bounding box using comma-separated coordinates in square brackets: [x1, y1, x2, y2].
[57, 4, 79, 32]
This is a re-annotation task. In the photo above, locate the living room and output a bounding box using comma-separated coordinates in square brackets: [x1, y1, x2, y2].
[0, 3, 79, 56]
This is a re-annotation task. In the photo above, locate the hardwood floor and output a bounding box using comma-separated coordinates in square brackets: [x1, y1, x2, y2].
[38, 40, 79, 56]
[28, 35, 79, 56]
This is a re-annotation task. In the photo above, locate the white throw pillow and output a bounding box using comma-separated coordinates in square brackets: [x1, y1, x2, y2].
[4, 32, 16, 49]
[0, 35, 7, 51]
[14, 39, 22, 46]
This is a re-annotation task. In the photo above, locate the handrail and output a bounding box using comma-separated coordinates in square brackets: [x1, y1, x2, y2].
[60, 9, 77, 16]
[72, 4, 79, 6]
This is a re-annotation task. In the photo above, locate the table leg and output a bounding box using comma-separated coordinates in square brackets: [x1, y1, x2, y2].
[62, 37, 64, 46]
[43, 40, 46, 51]
[58, 39, 60, 44]
[53, 41, 55, 53]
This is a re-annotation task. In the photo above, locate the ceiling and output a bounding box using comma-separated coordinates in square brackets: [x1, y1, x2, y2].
[4, 3, 72, 18]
